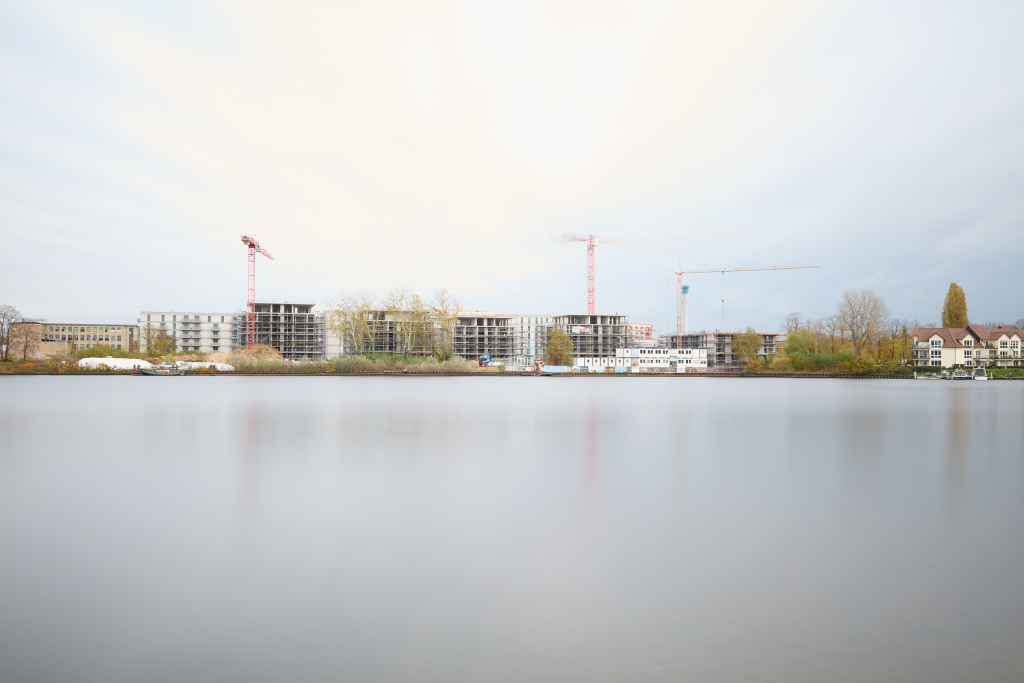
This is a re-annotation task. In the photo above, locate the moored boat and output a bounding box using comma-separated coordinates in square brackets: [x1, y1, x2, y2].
[952, 369, 970, 380]
[137, 363, 184, 376]
[972, 368, 988, 381]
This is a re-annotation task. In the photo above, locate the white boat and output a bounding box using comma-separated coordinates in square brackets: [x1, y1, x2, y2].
[952, 369, 970, 380]
[917, 372, 942, 380]
[972, 368, 988, 381]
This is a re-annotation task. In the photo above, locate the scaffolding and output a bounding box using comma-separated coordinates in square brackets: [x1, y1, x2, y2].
[453, 314, 515, 361]
[231, 302, 324, 360]
[549, 314, 635, 361]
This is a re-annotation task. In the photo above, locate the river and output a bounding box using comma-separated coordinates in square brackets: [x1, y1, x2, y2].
[1, 376, 1022, 682]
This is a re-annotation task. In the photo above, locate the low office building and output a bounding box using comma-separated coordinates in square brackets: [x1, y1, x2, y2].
[911, 325, 1023, 368]
[616, 347, 708, 371]
[37, 321, 140, 354]
[139, 311, 237, 354]
[569, 347, 708, 372]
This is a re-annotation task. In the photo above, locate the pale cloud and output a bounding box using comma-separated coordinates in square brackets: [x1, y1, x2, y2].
[1, 1, 1022, 330]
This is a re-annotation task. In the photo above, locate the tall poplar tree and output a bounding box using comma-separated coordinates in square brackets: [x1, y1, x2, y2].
[941, 283, 969, 328]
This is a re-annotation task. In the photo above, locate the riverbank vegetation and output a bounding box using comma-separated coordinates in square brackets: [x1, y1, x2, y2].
[766, 289, 917, 374]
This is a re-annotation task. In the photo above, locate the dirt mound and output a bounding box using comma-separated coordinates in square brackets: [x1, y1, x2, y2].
[224, 344, 285, 362]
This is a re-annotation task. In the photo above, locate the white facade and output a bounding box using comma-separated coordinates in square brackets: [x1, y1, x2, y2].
[509, 314, 555, 367]
[615, 347, 708, 371]
[570, 348, 709, 372]
[139, 311, 238, 353]
[911, 326, 1023, 368]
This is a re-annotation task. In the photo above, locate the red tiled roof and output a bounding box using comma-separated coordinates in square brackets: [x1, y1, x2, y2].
[966, 324, 1024, 340]
[912, 328, 970, 348]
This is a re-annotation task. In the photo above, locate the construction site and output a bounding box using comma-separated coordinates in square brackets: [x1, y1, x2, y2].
[124, 233, 819, 371]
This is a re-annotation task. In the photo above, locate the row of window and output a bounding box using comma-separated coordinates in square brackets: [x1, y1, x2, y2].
[48, 334, 122, 342]
[49, 326, 125, 333]
[147, 314, 227, 323]
[157, 323, 222, 330]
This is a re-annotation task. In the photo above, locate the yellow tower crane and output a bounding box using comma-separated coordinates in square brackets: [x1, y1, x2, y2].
[668, 261, 818, 336]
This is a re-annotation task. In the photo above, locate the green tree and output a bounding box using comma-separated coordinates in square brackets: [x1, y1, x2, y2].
[785, 328, 816, 355]
[732, 327, 762, 366]
[545, 329, 573, 366]
[941, 283, 969, 328]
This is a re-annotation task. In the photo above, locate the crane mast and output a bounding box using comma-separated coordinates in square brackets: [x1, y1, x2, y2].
[241, 235, 274, 348]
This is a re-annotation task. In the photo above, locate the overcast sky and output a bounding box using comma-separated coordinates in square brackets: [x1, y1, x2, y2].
[2, 1, 1022, 332]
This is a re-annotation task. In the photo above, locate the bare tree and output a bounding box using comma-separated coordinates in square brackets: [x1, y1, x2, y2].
[140, 324, 177, 356]
[781, 312, 802, 334]
[9, 321, 43, 360]
[0, 305, 22, 361]
[836, 289, 891, 359]
[810, 314, 844, 354]
[1016, 318, 1024, 329]
[431, 288, 461, 361]
[328, 292, 378, 355]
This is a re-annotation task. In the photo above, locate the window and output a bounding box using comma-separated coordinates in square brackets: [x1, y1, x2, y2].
[931, 360, 940, 366]
[147, 315, 151, 321]
[117, 336, 121, 341]
[1000, 340, 1008, 348]
[208, 316, 211, 322]
[975, 350, 981, 358]
[1013, 341, 1020, 349]
[173, 315, 177, 321]
[930, 350, 941, 358]
[930, 339, 942, 348]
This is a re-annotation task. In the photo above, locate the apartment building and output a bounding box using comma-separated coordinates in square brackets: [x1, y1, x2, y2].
[508, 314, 556, 367]
[911, 325, 1023, 368]
[629, 323, 653, 341]
[38, 321, 139, 354]
[139, 311, 236, 354]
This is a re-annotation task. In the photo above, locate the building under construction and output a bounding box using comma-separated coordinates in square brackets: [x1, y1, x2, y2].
[232, 301, 324, 360]
[667, 331, 782, 370]
[550, 314, 635, 361]
[453, 313, 515, 361]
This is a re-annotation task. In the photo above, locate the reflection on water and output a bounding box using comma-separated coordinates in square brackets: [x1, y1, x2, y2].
[0, 377, 1022, 683]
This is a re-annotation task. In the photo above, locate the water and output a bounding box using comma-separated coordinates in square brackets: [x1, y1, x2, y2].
[1, 376, 1022, 682]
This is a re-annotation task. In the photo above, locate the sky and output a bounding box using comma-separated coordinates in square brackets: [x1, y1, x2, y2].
[2, 0, 1023, 333]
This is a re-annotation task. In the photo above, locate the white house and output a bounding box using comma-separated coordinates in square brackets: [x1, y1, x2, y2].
[911, 325, 1023, 368]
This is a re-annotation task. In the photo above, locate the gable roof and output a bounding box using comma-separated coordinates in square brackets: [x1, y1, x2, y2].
[912, 328, 970, 348]
[966, 324, 1024, 341]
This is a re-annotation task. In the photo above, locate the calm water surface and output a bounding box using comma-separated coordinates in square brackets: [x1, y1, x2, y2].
[1, 376, 1022, 682]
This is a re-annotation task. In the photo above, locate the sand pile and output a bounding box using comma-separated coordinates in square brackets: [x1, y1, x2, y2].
[208, 344, 285, 364]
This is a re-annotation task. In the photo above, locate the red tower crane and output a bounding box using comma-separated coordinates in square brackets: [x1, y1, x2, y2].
[241, 235, 274, 348]
[553, 235, 672, 315]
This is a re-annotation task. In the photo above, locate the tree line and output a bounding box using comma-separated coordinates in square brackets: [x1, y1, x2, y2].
[327, 288, 462, 361]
